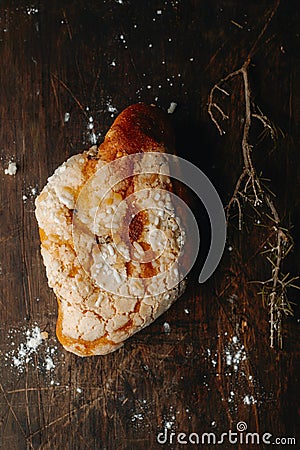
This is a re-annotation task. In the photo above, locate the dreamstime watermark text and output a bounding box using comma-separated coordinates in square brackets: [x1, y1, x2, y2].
[157, 422, 297, 446]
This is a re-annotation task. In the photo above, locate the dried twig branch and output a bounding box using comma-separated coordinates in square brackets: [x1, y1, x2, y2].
[208, 56, 297, 349]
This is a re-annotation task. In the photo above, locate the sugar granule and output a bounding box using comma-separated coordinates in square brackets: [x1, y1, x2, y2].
[4, 161, 17, 176]
[163, 322, 171, 334]
[167, 102, 177, 114]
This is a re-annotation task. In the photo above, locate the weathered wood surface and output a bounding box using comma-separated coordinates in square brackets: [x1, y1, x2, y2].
[0, 1, 299, 449]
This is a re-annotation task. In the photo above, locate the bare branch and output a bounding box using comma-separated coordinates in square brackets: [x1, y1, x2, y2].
[208, 51, 297, 349]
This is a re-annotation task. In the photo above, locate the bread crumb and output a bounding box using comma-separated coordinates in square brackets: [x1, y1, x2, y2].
[4, 161, 17, 176]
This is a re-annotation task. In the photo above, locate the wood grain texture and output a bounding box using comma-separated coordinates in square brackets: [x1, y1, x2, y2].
[0, 1, 299, 449]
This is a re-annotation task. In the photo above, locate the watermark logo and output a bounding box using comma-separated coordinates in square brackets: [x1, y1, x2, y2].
[236, 421, 247, 432]
[157, 421, 297, 446]
[72, 152, 226, 295]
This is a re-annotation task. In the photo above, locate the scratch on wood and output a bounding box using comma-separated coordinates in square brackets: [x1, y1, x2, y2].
[50, 75, 64, 127]
[28, 394, 104, 440]
[25, 365, 32, 438]
[0, 382, 34, 449]
[51, 73, 89, 120]
[62, 10, 73, 40]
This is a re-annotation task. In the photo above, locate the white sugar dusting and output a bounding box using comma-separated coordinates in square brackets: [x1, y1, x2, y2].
[22, 184, 39, 203]
[131, 412, 144, 422]
[4, 324, 62, 379]
[119, 33, 127, 48]
[31, 186, 37, 196]
[86, 113, 96, 144]
[167, 102, 177, 114]
[84, 107, 102, 145]
[4, 161, 17, 176]
[64, 112, 70, 122]
[26, 7, 39, 15]
[224, 335, 247, 371]
[106, 99, 118, 116]
[162, 406, 176, 430]
[163, 322, 171, 334]
[8, 326, 45, 371]
[202, 334, 262, 410]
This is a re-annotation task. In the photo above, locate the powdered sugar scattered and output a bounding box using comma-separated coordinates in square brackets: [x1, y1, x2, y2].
[167, 102, 177, 114]
[162, 406, 176, 430]
[131, 412, 144, 422]
[202, 334, 263, 411]
[163, 322, 171, 334]
[204, 335, 247, 373]
[224, 336, 247, 371]
[22, 184, 39, 203]
[26, 7, 39, 15]
[4, 161, 17, 176]
[64, 112, 70, 122]
[86, 113, 97, 144]
[82, 101, 117, 145]
[105, 98, 118, 117]
[10, 326, 45, 371]
[83, 107, 101, 145]
[4, 324, 63, 379]
[118, 33, 127, 48]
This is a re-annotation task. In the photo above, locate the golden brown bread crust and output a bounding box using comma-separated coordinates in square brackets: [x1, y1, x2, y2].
[97, 103, 176, 161]
[36, 103, 186, 356]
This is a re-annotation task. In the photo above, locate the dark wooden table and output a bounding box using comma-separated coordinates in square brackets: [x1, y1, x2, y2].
[0, 1, 299, 449]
